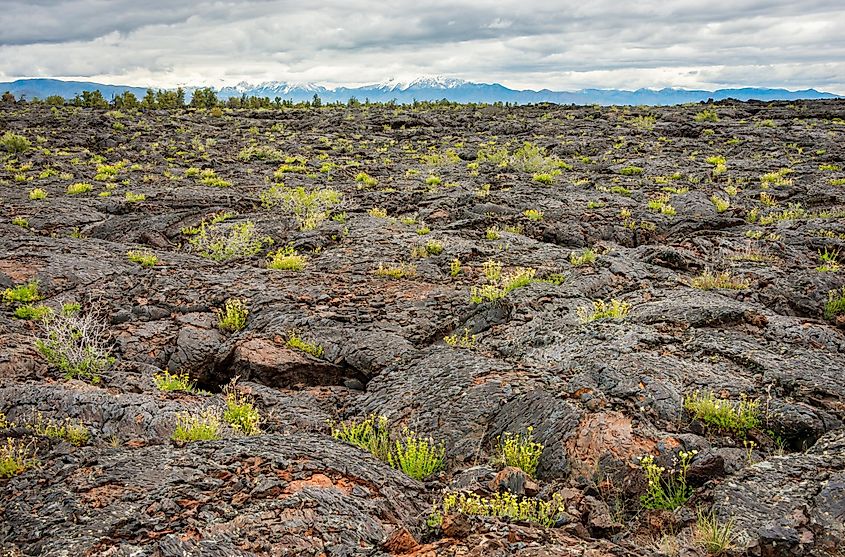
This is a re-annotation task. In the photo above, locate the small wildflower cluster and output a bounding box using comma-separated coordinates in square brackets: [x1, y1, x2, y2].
[496, 426, 544, 478]
[431, 491, 566, 527]
[640, 449, 697, 510]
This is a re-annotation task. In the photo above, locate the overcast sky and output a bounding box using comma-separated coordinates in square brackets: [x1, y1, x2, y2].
[2, 0, 844, 93]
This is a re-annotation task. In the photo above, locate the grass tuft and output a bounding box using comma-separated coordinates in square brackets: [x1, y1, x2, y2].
[577, 299, 630, 322]
[683, 390, 760, 436]
[330, 414, 391, 461]
[153, 370, 197, 393]
[286, 333, 324, 357]
[127, 249, 158, 267]
[388, 430, 445, 480]
[690, 271, 750, 290]
[217, 298, 248, 332]
[569, 248, 597, 266]
[695, 507, 737, 554]
[171, 409, 221, 442]
[267, 245, 306, 271]
[825, 286, 845, 319]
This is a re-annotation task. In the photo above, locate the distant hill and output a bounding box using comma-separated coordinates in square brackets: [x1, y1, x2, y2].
[1, 77, 840, 106]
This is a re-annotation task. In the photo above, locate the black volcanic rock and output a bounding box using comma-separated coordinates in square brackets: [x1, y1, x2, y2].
[0, 99, 843, 556]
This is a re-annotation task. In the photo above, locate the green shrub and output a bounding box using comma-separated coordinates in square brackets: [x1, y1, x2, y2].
[0, 438, 37, 478]
[502, 267, 535, 292]
[35, 309, 115, 383]
[223, 388, 261, 436]
[13, 304, 52, 320]
[368, 207, 388, 218]
[217, 298, 248, 332]
[438, 491, 566, 527]
[639, 450, 695, 510]
[533, 173, 554, 184]
[286, 333, 323, 357]
[449, 259, 462, 276]
[425, 240, 444, 255]
[197, 169, 231, 188]
[760, 168, 793, 187]
[373, 263, 416, 279]
[470, 284, 506, 304]
[124, 191, 146, 202]
[171, 409, 221, 442]
[330, 414, 391, 461]
[620, 165, 644, 176]
[272, 156, 307, 176]
[690, 271, 749, 290]
[0, 131, 31, 153]
[11, 216, 28, 228]
[469, 266, 535, 304]
[237, 145, 283, 162]
[825, 286, 845, 319]
[647, 193, 677, 215]
[444, 328, 476, 349]
[32, 414, 89, 446]
[569, 248, 597, 266]
[710, 195, 730, 212]
[354, 171, 378, 187]
[694, 109, 719, 123]
[388, 430, 445, 480]
[267, 245, 306, 271]
[93, 161, 126, 181]
[683, 390, 760, 436]
[523, 209, 543, 221]
[127, 249, 158, 267]
[67, 182, 93, 195]
[496, 427, 543, 478]
[3, 281, 41, 304]
[153, 370, 197, 393]
[260, 184, 342, 231]
[188, 220, 271, 261]
[577, 299, 630, 322]
[509, 142, 558, 173]
[816, 248, 840, 272]
[29, 188, 47, 200]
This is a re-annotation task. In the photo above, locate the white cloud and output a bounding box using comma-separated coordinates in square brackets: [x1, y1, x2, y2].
[1, 0, 844, 93]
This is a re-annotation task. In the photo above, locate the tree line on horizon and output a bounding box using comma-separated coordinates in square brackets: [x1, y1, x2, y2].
[0, 87, 520, 110]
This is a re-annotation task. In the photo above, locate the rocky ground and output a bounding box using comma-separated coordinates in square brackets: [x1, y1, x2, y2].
[0, 99, 844, 556]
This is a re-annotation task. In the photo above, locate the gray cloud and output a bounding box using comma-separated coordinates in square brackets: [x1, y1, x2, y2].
[1, 0, 844, 93]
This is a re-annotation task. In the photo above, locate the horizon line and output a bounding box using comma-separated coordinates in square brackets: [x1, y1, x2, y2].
[1, 76, 841, 96]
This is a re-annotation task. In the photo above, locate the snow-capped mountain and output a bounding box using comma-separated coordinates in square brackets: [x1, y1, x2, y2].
[376, 76, 469, 91]
[217, 80, 328, 98]
[1, 77, 840, 106]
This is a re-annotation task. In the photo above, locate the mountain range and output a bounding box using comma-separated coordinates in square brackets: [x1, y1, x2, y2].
[1, 77, 840, 106]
